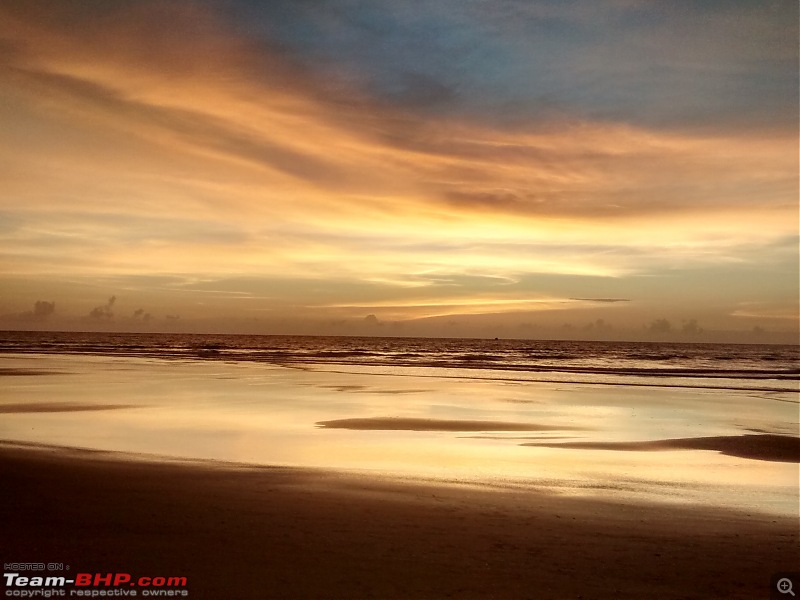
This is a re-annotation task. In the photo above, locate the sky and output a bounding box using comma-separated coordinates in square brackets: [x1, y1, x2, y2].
[0, 0, 797, 342]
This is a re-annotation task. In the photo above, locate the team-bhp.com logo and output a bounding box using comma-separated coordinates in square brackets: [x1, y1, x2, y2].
[4, 572, 188, 597]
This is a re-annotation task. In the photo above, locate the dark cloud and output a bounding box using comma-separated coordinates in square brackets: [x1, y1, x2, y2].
[681, 319, 702, 335]
[89, 295, 116, 319]
[647, 318, 672, 334]
[16, 300, 55, 320]
[132, 308, 152, 323]
[583, 318, 612, 332]
[32, 300, 55, 318]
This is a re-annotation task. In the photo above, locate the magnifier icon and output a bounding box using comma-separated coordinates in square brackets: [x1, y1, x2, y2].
[778, 578, 795, 596]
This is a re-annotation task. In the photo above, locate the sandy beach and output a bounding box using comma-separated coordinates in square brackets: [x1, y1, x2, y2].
[1, 442, 797, 600]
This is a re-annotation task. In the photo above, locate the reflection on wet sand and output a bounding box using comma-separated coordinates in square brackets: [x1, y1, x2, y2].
[1, 353, 797, 516]
[0, 368, 71, 376]
[318, 384, 431, 394]
[315, 417, 584, 432]
[460, 435, 580, 440]
[0, 403, 139, 413]
[523, 434, 800, 463]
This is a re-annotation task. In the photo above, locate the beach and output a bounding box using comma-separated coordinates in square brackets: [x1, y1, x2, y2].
[2, 442, 798, 600]
[1, 335, 798, 598]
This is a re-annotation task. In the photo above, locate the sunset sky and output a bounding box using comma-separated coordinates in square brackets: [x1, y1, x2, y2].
[0, 0, 797, 341]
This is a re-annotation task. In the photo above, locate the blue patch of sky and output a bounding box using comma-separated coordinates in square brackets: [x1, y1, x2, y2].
[223, 0, 796, 131]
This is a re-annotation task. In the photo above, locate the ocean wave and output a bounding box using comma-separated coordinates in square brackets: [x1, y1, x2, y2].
[1, 331, 797, 393]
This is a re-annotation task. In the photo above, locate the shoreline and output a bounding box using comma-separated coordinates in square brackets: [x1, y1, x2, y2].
[2, 441, 797, 599]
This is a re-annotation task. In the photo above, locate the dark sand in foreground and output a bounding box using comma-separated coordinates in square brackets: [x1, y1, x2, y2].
[1, 442, 797, 599]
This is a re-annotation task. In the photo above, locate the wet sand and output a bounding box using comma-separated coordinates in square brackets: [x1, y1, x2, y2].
[1, 442, 797, 599]
[315, 416, 584, 431]
[0, 402, 140, 413]
[523, 434, 800, 463]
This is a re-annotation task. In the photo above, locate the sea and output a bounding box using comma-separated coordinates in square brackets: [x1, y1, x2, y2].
[1, 331, 798, 514]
